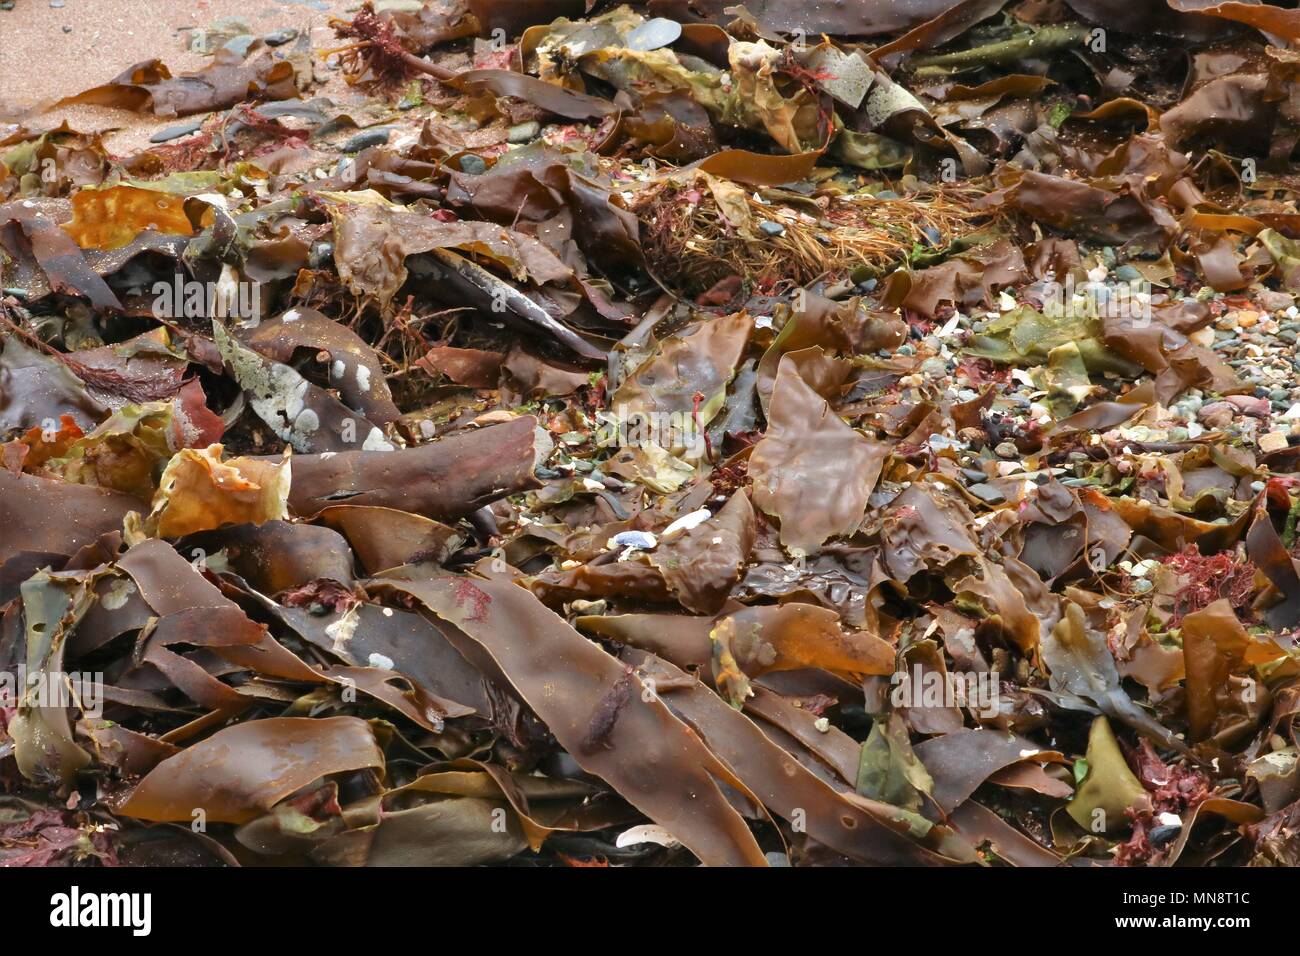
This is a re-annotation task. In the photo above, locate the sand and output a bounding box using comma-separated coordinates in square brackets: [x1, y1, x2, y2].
[0, 0, 349, 152]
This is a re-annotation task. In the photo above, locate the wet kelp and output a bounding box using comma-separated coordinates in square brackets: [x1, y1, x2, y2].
[4, 0, 1300, 867]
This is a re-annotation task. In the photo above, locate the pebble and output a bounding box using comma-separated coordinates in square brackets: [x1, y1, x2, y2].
[1225, 394, 1271, 419]
[506, 121, 541, 144]
[968, 483, 1007, 505]
[150, 121, 203, 143]
[342, 128, 392, 152]
[264, 28, 298, 46]
[0, 2, 15, 10]
[1198, 402, 1235, 429]
[1261, 431, 1291, 453]
[459, 154, 488, 175]
[994, 441, 1019, 459]
[625, 17, 682, 52]
[759, 220, 787, 237]
[222, 34, 257, 58]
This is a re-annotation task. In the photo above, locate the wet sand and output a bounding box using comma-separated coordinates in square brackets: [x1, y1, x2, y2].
[0, 0, 347, 152]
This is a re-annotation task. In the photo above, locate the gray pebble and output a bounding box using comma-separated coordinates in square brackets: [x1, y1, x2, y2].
[968, 483, 1007, 505]
[342, 128, 391, 152]
[150, 121, 203, 143]
[459, 154, 488, 175]
[264, 28, 298, 46]
[222, 34, 257, 58]
[506, 121, 540, 144]
[626, 17, 682, 52]
[759, 220, 787, 237]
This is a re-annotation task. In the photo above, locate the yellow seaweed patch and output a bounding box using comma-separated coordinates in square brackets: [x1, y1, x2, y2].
[62, 184, 193, 250]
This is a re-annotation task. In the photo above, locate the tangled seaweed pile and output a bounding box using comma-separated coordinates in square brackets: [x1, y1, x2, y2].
[6, 0, 1300, 867]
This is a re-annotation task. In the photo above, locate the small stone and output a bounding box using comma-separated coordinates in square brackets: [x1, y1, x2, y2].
[0, 2, 15, 10]
[1198, 402, 1235, 429]
[1260, 290, 1296, 313]
[968, 483, 1007, 505]
[264, 28, 298, 46]
[506, 121, 541, 144]
[342, 128, 391, 152]
[994, 441, 1019, 459]
[150, 121, 203, 143]
[222, 34, 257, 58]
[626, 17, 682, 51]
[1260, 431, 1291, 453]
[50, 0, 64, 7]
[1225, 394, 1271, 419]
[62, 24, 71, 32]
[896, 343, 915, 356]
[759, 220, 787, 237]
[459, 153, 488, 175]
